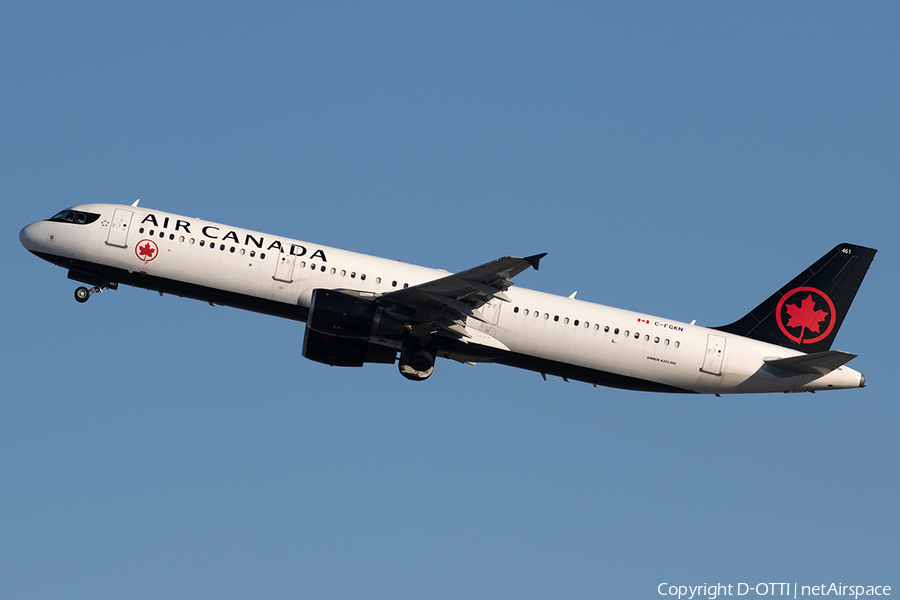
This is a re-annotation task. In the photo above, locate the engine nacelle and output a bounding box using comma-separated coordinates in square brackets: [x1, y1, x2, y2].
[307, 288, 404, 339]
[302, 327, 396, 367]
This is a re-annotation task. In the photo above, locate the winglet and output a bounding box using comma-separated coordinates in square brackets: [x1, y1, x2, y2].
[525, 253, 548, 271]
[132, 199, 140, 207]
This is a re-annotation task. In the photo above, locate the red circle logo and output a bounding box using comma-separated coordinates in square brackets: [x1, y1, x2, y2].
[135, 239, 159, 262]
[775, 286, 835, 344]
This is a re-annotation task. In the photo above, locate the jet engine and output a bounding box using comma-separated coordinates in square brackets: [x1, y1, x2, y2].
[306, 288, 404, 339]
[303, 289, 403, 367]
[302, 328, 396, 367]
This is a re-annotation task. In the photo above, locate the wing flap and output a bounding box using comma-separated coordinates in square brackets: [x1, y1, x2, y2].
[463, 279, 511, 302]
[424, 292, 489, 323]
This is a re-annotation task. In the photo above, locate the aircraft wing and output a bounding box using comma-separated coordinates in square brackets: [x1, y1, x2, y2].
[375, 253, 546, 339]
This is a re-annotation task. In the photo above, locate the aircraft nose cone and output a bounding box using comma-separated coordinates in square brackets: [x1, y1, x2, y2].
[19, 222, 40, 251]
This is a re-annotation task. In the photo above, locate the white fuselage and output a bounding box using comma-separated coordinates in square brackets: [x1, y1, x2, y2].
[19, 203, 866, 394]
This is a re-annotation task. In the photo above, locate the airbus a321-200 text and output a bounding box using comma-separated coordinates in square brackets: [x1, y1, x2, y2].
[19, 201, 877, 394]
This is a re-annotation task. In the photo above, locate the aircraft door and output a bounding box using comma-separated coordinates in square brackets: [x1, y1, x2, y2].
[106, 209, 133, 248]
[273, 252, 296, 283]
[700, 334, 726, 375]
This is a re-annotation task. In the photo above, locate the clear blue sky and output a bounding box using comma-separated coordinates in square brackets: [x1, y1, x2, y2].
[2, 2, 897, 598]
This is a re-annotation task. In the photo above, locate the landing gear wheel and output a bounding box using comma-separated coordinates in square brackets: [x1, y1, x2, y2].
[74, 286, 102, 303]
[399, 343, 436, 381]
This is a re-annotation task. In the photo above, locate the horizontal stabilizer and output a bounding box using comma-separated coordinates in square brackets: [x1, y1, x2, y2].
[765, 350, 857, 376]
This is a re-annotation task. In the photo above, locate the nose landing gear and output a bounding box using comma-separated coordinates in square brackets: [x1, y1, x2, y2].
[74, 286, 103, 303]
[68, 269, 116, 303]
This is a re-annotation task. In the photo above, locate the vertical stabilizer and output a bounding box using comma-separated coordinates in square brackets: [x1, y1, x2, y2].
[715, 243, 876, 353]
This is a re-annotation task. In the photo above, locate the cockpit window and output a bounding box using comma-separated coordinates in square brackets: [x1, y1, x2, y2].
[48, 210, 101, 225]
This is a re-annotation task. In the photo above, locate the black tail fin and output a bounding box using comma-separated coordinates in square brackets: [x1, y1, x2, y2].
[715, 243, 877, 353]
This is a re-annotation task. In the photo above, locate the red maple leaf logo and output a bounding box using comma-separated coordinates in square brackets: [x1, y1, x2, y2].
[138, 242, 156, 260]
[784, 294, 829, 343]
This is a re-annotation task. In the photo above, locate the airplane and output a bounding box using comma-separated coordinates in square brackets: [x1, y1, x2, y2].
[19, 200, 877, 394]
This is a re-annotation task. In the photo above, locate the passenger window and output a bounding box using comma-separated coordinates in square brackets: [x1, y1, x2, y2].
[220, 244, 225, 251]
[321, 266, 326, 272]
[624, 330, 630, 337]
[524, 309, 530, 316]
[159, 232, 165, 238]
[350, 272, 356, 278]
[361, 274, 366, 280]
[675, 341, 680, 348]
[230, 247, 235, 253]
[170, 234, 175, 240]
[664, 339, 670, 346]
[341, 270, 347, 277]
[514, 307, 519, 313]
[331, 268, 336, 274]
[634, 332, 639, 339]
[554, 315, 559, 322]
[392, 281, 397, 287]
[534, 311, 539, 318]
[250, 251, 255, 257]
[403, 283, 409, 289]
[200, 240, 205, 247]
[614, 328, 619, 335]
[376, 277, 381, 283]
[260, 253, 266, 259]
[573, 320, 579, 326]
[654, 337, 660, 343]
